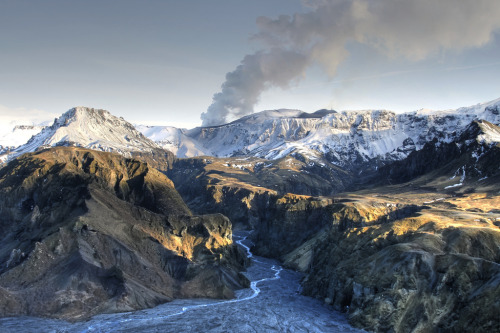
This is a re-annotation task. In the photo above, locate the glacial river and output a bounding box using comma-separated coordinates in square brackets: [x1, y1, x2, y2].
[0, 231, 362, 332]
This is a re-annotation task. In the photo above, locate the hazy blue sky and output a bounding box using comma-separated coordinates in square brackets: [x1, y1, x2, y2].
[1, 0, 500, 128]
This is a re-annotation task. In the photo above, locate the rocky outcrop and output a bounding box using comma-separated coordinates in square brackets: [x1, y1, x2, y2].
[379, 120, 500, 184]
[0, 147, 248, 320]
[166, 118, 500, 332]
[170, 153, 500, 332]
[300, 200, 500, 332]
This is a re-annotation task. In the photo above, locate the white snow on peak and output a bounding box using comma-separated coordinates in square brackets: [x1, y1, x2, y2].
[139, 98, 500, 166]
[477, 121, 500, 144]
[1, 107, 160, 162]
[135, 125, 208, 158]
[0, 124, 47, 149]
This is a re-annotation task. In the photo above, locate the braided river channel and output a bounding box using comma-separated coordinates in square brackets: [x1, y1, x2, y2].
[0, 231, 363, 332]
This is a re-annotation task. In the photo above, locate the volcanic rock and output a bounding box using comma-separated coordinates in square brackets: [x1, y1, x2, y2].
[0, 147, 247, 320]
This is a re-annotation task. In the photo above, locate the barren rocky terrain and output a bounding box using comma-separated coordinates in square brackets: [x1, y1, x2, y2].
[0, 232, 363, 332]
[1, 106, 499, 332]
[0, 147, 247, 320]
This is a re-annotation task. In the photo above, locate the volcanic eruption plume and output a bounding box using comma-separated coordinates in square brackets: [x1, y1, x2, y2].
[201, 0, 500, 126]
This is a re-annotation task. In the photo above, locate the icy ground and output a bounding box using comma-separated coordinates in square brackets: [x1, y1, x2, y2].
[0, 231, 363, 333]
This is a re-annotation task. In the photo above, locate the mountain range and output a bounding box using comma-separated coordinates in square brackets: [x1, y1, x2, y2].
[2, 99, 499, 168]
[0, 99, 499, 332]
[138, 98, 500, 166]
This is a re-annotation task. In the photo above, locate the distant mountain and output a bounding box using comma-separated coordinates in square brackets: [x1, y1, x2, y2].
[0, 124, 47, 154]
[0, 107, 162, 164]
[135, 125, 208, 158]
[141, 99, 500, 172]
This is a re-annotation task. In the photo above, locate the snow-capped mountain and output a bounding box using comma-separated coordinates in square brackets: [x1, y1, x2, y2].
[0, 124, 47, 152]
[140, 98, 500, 168]
[135, 125, 208, 158]
[1, 107, 161, 163]
[3, 98, 499, 169]
[379, 119, 500, 186]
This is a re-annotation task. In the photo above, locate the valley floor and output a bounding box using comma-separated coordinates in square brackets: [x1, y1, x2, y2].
[0, 232, 362, 333]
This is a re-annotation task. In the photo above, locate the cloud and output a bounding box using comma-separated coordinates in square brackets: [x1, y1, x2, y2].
[202, 0, 500, 126]
[0, 105, 58, 133]
[444, 60, 500, 72]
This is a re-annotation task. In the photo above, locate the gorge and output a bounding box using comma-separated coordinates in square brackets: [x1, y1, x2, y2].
[0, 101, 499, 332]
[0, 232, 362, 332]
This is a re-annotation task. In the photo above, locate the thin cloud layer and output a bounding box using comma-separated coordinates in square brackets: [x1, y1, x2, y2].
[202, 0, 500, 126]
[0, 105, 57, 133]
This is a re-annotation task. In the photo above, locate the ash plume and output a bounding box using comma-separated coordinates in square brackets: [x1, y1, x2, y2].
[202, 0, 500, 126]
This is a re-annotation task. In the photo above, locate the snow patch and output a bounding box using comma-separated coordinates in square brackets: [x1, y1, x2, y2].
[445, 183, 463, 189]
[423, 198, 445, 204]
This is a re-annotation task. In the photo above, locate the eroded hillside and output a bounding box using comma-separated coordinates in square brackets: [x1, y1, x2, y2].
[0, 147, 248, 320]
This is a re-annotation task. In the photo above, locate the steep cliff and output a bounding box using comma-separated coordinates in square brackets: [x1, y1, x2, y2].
[299, 191, 500, 332]
[167, 117, 500, 332]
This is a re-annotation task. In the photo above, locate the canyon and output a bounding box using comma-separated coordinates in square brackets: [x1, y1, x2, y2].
[0, 100, 499, 332]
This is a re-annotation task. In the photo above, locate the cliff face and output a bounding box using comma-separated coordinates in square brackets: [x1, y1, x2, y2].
[299, 194, 500, 332]
[379, 120, 500, 184]
[167, 157, 345, 259]
[167, 119, 500, 332]
[0, 147, 247, 320]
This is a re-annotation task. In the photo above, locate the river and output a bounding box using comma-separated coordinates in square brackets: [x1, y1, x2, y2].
[0, 231, 363, 332]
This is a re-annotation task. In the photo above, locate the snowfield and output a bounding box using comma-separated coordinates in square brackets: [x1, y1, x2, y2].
[138, 98, 500, 168]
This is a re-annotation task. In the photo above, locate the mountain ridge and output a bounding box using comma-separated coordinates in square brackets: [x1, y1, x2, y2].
[0, 99, 499, 332]
[1, 107, 162, 163]
[2, 98, 499, 165]
[139, 98, 500, 167]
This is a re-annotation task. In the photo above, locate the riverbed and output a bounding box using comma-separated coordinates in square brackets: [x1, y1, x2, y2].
[0, 231, 363, 332]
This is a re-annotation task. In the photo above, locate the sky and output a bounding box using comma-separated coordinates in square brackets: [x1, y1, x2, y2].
[1, 0, 500, 128]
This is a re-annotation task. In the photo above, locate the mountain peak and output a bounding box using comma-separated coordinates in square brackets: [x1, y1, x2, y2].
[55, 107, 124, 127]
[71, 106, 107, 114]
[461, 119, 500, 144]
[60, 106, 109, 119]
[1, 107, 161, 163]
